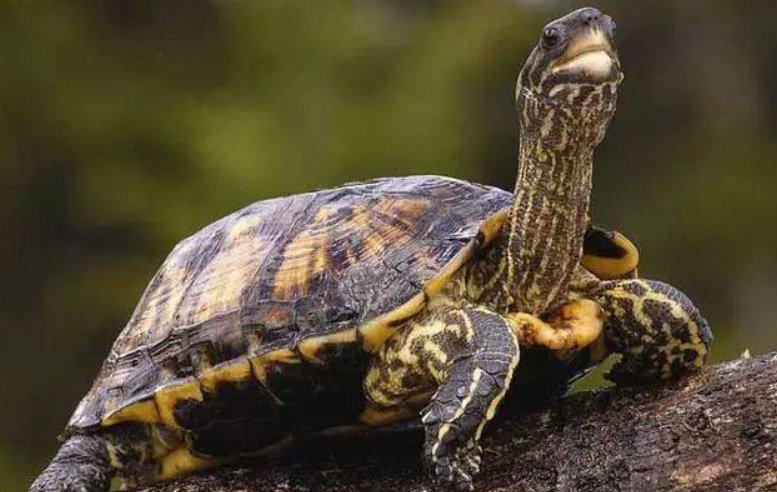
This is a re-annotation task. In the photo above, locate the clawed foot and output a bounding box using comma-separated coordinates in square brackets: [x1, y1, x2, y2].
[424, 436, 483, 491]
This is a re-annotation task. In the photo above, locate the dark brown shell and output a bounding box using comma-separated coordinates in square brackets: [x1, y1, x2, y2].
[66, 176, 511, 432]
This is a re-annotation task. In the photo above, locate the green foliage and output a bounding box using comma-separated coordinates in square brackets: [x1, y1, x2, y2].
[1, 1, 776, 489]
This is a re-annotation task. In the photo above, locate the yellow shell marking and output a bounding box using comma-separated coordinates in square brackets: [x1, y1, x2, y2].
[298, 329, 358, 363]
[256, 348, 299, 364]
[155, 446, 217, 481]
[480, 209, 509, 241]
[180, 216, 268, 325]
[154, 379, 203, 429]
[198, 359, 253, 394]
[125, 260, 193, 348]
[248, 348, 301, 390]
[372, 196, 433, 237]
[423, 244, 477, 299]
[102, 399, 161, 427]
[359, 292, 427, 353]
[272, 205, 372, 299]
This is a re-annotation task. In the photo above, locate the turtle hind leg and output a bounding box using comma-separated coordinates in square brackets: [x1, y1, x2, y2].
[30, 433, 112, 492]
[591, 279, 713, 385]
[30, 425, 151, 492]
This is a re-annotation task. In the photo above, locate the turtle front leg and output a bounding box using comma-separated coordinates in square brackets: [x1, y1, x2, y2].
[588, 279, 713, 385]
[363, 302, 519, 491]
[30, 425, 152, 492]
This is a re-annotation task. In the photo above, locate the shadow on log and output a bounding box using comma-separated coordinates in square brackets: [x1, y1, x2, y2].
[139, 353, 777, 492]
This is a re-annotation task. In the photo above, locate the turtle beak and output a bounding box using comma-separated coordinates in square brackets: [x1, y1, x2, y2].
[551, 11, 620, 83]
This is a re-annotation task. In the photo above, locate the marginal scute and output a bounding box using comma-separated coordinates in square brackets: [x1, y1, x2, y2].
[154, 379, 204, 429]
[256, 348, 299, 364]
[198, 360, 253, 394]
[359, 292, 427, 352]
[102, 399, 161, 427]
[423, 242, 478, 298]
[478, 208, 510, 243]
[298, 329, 358, 363]
[249, 348, 301, 386]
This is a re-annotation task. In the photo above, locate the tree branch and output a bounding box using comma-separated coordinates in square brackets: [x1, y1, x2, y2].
[139, 353, 777, 492]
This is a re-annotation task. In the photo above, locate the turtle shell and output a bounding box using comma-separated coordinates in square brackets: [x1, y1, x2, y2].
[66, 176, 512, 434]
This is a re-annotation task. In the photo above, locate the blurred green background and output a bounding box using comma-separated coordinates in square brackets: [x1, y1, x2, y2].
[2, 0, 776, 489]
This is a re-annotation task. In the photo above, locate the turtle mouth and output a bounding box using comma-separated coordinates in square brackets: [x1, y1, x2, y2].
[551, 28, 617, 81]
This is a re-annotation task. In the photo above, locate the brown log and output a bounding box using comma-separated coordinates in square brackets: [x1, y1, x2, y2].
[139, 353, 777, 492]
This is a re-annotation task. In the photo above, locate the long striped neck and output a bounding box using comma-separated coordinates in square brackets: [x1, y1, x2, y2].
[474, 86, 613, 314]
[504, 118, 594, 314]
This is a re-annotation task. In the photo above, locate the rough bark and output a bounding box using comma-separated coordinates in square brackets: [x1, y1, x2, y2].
[139, 353, 777, 492]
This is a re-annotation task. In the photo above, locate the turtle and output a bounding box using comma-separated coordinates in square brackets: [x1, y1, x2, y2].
[31, 8, 712, 492]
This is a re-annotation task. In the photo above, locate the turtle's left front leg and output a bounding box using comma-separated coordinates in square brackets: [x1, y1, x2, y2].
[587, 279, 714, 385]
[363, 302, 520, 490]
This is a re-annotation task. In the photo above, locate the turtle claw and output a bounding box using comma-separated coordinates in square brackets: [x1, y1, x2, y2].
[425, 439, 483, 491]
[430, 463, 474, 492]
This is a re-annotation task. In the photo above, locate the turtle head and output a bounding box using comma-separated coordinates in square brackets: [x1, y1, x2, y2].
[516, 7, 622, 142]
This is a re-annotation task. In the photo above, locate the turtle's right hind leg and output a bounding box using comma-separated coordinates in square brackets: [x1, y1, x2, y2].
[30, 425, 150, 492]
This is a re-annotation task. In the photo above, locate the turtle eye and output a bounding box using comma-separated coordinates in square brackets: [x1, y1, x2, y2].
[542, 26, 562, 49]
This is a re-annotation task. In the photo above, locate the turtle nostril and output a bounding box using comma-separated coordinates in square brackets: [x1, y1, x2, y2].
[581, 8, 602, 26]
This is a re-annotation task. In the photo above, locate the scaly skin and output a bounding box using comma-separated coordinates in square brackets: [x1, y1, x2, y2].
[30, 426, 152, 492]
[588, 279, 713, 384]
[474, 12, 620, 315]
